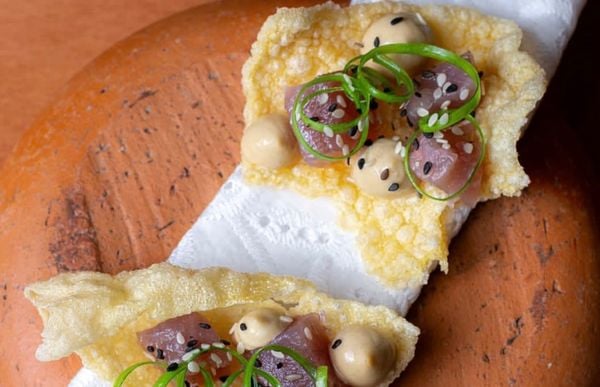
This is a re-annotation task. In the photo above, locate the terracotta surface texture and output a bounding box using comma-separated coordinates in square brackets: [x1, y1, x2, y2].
[0, 0, 208, 166]
[1, 0, 599, 386]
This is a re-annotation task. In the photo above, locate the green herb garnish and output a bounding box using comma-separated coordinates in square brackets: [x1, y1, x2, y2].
[291, 42, 485, 201]
[113, 344, 328, 387]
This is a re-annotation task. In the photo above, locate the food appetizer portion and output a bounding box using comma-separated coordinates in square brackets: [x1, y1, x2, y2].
[25, 263, 418, 386]
[240, 2, 546, 297]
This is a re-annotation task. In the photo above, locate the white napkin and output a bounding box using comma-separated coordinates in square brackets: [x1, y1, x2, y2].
[69, 0, 585, 385]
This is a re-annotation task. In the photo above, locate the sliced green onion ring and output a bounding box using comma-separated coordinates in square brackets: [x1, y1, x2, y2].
[291, 42, 484, 201]
[114, 361, 158, 387]
[356, 43, 481, 133]
[403, 114, 486, 201]
[291, 72, 370, 161]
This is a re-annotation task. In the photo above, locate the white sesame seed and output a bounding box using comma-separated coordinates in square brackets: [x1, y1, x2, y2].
[439, 113, 449, 126]
[392, 136, 400, 141]
[463, 143, 474, 154]
[228, 324, 236, 335]
[285, 375, 302, 381]
[442, 143, 451, 150]
[433, 131, 444, 139]
[201, 343, 210, 350]
[358, 119, 365, 132]
[271, 350, 285, 359]
[395, 142, 405, 157]
[436, 138, 449, 145]
[436, 73, 447, 87]
[323, 126, 334, 138]
[451, 126, 464, 136]
[182, 349, 200, 362]
[280, 315, 293, 323]
[187, 361, 200, 373]
[332, 109, 345, 119]
[336, 95, 347, 108]
[227, 352, 233, 362]
[335, 134, 343, 148]
[441, 100, 451, 110]
[342, 145, 350, 156]
[236, 342, 245, 354]
[210, 353, 223, 366]
[304, 327, 313, 340]
[176, 332, 185, 345]
[212, 342, 225, 349]
[433, 88, 442, 100]
[415, 161, 420, 168]
[428, 113, 439, 127]
[417, 107, 429, 117]
[317, 93, 329, 105]
[459, 88, 469, 101]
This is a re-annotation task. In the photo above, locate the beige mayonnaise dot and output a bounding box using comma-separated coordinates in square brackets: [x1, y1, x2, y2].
[361, 12, 432, 75]
[349, 139, 410, 199]
[241, 113, 298, 169]
[329, 326, 396, 387]
[231, 308, 291, 351]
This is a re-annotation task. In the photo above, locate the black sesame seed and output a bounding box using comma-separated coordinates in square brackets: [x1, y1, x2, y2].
[445, 83, 458, 93]
[374, 36, 380, 47]
[221, 339, 231, 346]
[240, 323, 248, 331]
[415, 92, 422, 98]
[422, 70, 435, 80]
[167, 362, 179, 372]
[349, 125, 359, 137]
[388, 183, 400, 192]
[310, 116, 320, 122]
[391, 16, 405, 25]
[346, 157, 350, 166]
[187, 339, 198, 348]
[380, 168, 390, 181]
[328, 103, 338, 112]
[255, 358, 262, 368]
[276, 362, 284, 369]
[185, 381, 190, 387]
[400, 109, 407, 117]
[219, 376, 229, 383]
[358, 158, 366, 170]
[332, 339, 342, 349]
[199, 323, 212, 330]
[424, 132, 434, 138]
[364, 139, 373, 146]
[369, 100, 378, 110]
[146, 345, 155, 353]
[413, 138, 420, 150]
[423, 161, 433, 175]
[156, 349, 165, 359]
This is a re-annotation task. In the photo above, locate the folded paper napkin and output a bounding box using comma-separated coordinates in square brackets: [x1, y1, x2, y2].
[69, 0, 585, 385]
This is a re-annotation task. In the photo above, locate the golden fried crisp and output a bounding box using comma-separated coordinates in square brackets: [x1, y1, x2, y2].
[25, 263, 419, 386]
[242, 2, 546, 287]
